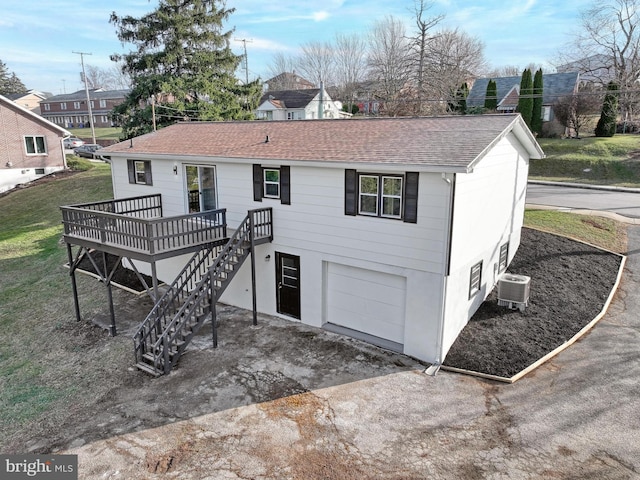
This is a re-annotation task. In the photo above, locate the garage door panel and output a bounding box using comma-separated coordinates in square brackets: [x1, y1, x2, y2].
[326, 263, 406, 344]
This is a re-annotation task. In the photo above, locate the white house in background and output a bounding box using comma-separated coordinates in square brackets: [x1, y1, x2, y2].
[256, 88, 345, 120]
[91, 114, 543, 368]
[0, 94, 69, 194]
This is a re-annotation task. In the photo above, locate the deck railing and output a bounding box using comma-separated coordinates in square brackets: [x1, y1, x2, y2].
[61, 194, 228, 257]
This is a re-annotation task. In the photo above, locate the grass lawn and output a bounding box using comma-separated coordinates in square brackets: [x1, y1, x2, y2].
[0, 163, 131, 441]
[67, 127, 121, 141]
[532, 135, 640, 187]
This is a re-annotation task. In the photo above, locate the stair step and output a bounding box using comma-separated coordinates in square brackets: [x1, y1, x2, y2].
[136, 361, 162, 377]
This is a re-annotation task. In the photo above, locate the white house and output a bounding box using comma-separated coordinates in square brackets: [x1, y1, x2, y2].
[0, 94, 69, 193]
[256, 88, 345, 120]
[64, 114, 543, 374]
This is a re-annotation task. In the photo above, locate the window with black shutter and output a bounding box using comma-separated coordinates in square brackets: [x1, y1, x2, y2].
[253, 164, 290, 204]
[345, 170, 418, 222]
[127, 159, 153, 185]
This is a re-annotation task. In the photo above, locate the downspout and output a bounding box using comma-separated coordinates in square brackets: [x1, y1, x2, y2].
[426, 172, 456, 376]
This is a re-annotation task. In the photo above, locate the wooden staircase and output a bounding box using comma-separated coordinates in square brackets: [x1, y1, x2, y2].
[133, 208, 272, 376]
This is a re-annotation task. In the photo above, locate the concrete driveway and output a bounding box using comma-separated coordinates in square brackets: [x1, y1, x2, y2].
[62, 228, 640, 478]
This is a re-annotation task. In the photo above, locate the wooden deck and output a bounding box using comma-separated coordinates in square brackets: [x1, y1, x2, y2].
[61, 194, 229, 261]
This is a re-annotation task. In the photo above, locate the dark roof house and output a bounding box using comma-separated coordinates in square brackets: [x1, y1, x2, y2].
[467, 72, 580, 136]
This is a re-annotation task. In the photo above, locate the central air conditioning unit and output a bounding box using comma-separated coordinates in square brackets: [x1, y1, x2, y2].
[497, 273, 531, 312]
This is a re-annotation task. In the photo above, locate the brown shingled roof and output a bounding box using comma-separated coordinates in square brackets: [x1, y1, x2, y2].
[102, 114, 541, 170]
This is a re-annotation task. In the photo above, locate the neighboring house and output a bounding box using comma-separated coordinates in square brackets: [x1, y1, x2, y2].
[0, 94, 69, 193]
[256, 88, 346, 120]
[40, 88, 130, 129]
[557, 54, 616, 85]
[467, 72, 580, 136]
[5, 89, 52, 114]
[265, 72, 315, 91]
[63, 114, 543, 375]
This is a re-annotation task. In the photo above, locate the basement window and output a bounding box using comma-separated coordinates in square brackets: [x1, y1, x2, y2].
[469, 261, 483, 299]
[498, 242, 509, 272]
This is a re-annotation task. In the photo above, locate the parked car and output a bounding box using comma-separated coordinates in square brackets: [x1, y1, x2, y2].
[73, 144, 103, 159]
[64, 137, 85, 149]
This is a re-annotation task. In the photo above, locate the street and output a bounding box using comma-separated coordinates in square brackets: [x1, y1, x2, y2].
[526, 182, 640, 219]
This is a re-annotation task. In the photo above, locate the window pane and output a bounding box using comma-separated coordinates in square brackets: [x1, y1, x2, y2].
[25, 137, 35, 154]
[359, 194, 377, 214]
[265, 183, 279, 197]
[383, 177, 402, 195]
[360, 176, 378, 194]
[264, 169, 279, 182]
[35, 137, 46, 153]
[382, 197, 401, 217]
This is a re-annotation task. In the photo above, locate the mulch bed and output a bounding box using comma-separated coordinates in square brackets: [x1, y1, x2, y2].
[444, 228, 624, 379]
[72, 251, 154, 294]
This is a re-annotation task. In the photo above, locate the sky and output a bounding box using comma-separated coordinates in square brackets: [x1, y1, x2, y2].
[0, 0, 589, 95]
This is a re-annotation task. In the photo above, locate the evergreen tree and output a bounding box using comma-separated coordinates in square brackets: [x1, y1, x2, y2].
[595, 81, 619, 137]
[449, 82, 469, 114]
[484, 79, 497, 111]
[531, 68, 543, 135]
[517, 68, 533, 128]
[0, 60, 27, 95]
[110, 0, 262, 139]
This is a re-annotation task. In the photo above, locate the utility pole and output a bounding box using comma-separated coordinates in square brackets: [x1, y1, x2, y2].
[72, 51, 97, 145]
[234, 38, 252, 85]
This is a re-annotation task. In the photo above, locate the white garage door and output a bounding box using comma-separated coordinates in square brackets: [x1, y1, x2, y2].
[326, 263, 406, 344]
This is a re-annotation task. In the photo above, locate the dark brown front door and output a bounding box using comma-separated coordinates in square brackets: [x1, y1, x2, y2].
[276, 252, 300, 319]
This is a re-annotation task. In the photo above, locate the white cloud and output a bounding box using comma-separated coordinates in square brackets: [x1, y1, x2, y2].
[312, 11, 331, 21]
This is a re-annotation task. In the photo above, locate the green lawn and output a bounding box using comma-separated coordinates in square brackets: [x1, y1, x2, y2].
[0, 163, 122, 434]
[532, 135, 640, 186]
[67, 126, 122, 141]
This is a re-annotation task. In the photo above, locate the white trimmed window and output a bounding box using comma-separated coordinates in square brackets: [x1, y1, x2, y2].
[263, 168, 280, 198]
[60, 102, 67, 110]
[358, 174, 403, 219]
[100, 99, 107, 108]
[24, 136, 46, 155]
[127, 160, 153, 185]
[74, 102, 81, 109]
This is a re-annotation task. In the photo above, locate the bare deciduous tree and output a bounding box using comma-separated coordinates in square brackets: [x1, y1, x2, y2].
[367, 16, 412, 116]
[407, 0, 444, 114]
[85, 64, 131, 90]
[266, 52, 299, 89]
[562, 0, 640, 118]
[296, 40, 335, 87]
[333, 33, 368, 113]
[424, 28, 487, 114]
[553, 85, 603, 137]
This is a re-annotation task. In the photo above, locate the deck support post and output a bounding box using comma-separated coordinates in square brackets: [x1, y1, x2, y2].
[67, 244, 82, 323]
[103, 251, 117, 337]
[211, 300, 218, 348]
[151, 261, 159, 302]
[249, 213, 258, 326]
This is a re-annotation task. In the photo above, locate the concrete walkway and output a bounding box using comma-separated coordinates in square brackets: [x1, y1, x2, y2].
[65, 230, 640, 478]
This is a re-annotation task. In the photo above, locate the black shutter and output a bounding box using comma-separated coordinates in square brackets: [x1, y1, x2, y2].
[280, 165, 291, 205]
[403, 172, 419, 223]
[253, 164, 263, 202]
[127, 160, 135, 184]
[344, 169, 357, 215]
[144, 161, 153, 185]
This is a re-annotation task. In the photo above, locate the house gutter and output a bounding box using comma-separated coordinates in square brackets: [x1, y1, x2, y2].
[426, 172, 456, 376]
